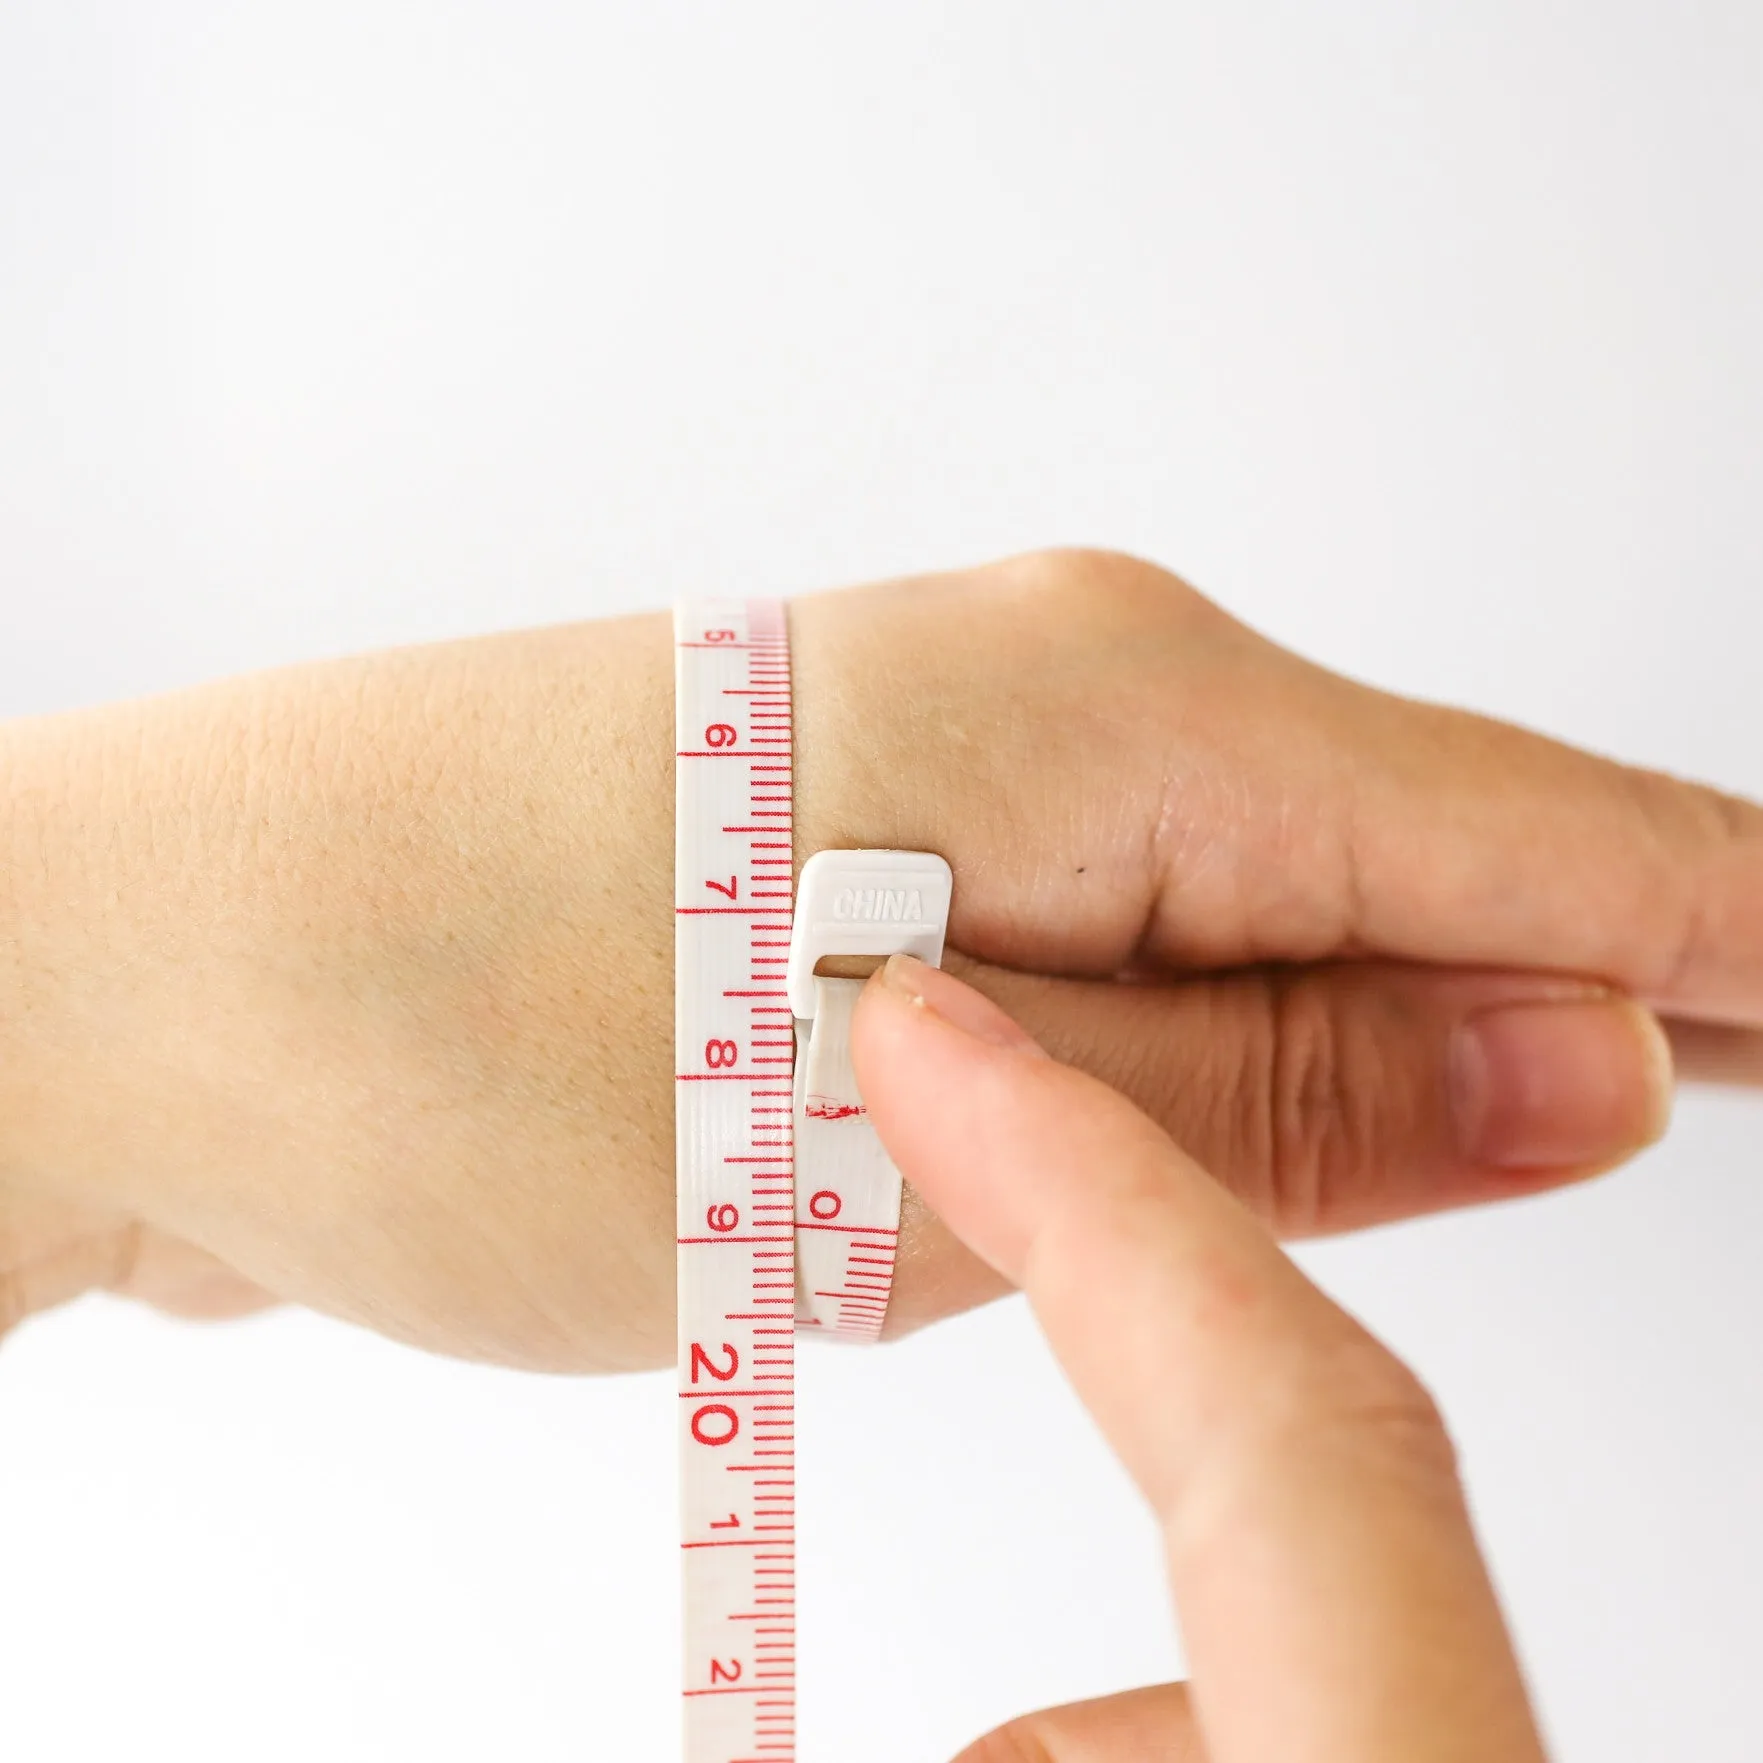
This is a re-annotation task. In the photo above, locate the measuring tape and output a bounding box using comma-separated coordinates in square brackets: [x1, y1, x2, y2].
[674, 600, 950, 1762]
[789, 849, 953, 1342]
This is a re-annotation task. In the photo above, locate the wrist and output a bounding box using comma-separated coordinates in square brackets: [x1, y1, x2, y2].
[0, 589, 1019, 1368]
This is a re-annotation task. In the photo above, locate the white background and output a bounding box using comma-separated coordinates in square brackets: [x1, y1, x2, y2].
[1, 2, 1759, 1758]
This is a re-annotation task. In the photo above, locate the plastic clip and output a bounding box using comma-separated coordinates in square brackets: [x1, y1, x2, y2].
[786, 849, 954, 1018]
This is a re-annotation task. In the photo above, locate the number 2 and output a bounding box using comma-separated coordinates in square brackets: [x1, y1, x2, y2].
[691, 1342, 740, 1383]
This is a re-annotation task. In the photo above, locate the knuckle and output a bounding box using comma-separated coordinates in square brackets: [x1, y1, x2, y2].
[1181, 1326, 1460, 1524]
[1623, 765, 1763, 998]
[1278, 1330, 1460, 1488]
[985, 546, 1201, 636]
[1174, 1329, 1465, 1564]
[1240, 972, 1391, 1235]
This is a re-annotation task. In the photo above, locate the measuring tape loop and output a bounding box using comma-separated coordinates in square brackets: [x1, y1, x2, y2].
[788, 849, 953, 1342]
[675, 601, 951, 1761]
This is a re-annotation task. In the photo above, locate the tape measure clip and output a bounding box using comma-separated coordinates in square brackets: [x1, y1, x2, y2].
[786, 848, 954, 1019]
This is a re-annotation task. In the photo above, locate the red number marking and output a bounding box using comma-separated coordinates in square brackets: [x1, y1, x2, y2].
[809, 1189, 842, 1221]
[705, 875, 738, 900]
[706, 1204, 740, 1233]
[691, 1403, 740, 1447]
[705, 722, 739, 748]
[710, 1659, 743, 1684]
[706, 1039, 738, 1068]
[691, 1342, 740, 1383]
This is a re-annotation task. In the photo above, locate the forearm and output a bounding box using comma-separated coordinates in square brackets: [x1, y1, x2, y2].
[0, 618, 691, 1365]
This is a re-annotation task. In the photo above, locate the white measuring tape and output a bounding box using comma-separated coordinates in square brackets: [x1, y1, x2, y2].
[789, 848, 952, 1343]
[674, 600, 950, 1762]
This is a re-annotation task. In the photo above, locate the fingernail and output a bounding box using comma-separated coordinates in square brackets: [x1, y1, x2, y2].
[1450, 998, 1675, 1172]
[877, 955, 1048, 1056]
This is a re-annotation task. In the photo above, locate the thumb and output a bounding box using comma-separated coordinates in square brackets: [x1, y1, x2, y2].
[945, 955, 1677, 1236]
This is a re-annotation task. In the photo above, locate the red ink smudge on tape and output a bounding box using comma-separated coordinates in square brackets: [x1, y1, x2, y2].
[805, 1096, 867, 1122]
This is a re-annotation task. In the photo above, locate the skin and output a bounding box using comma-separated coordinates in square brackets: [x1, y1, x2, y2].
[0, 548, 1758, 1370]
[855, 954, 1548, 1762]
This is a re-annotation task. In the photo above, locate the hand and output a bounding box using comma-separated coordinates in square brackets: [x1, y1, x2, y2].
[854, 953, 1549, 1763]
[1, 551, 1757, 1368]
[799, 551, 1754, 1327]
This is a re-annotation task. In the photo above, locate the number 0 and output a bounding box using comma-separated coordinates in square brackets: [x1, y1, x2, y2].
[691, 1403, 740, 1446]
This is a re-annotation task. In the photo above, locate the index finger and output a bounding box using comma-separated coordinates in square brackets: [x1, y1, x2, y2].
[854, 956, 1549, 1763]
